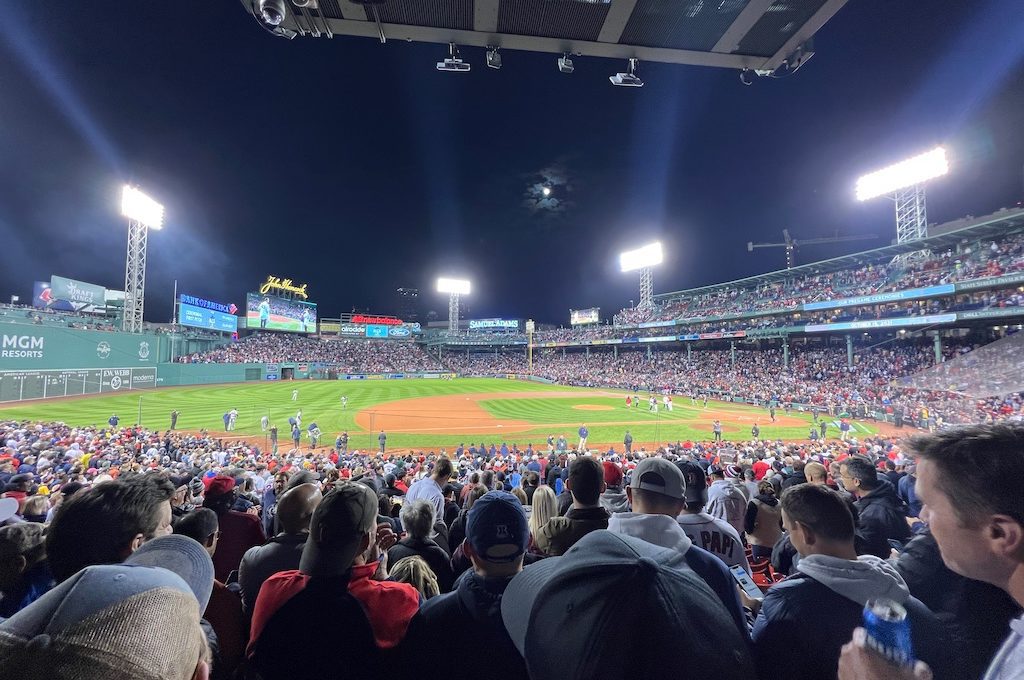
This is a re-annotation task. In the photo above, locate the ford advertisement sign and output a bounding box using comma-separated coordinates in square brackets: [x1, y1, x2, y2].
[389, 326, 411, 338]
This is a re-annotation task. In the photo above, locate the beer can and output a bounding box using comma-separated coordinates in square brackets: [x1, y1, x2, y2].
[863, 598, 914, 667]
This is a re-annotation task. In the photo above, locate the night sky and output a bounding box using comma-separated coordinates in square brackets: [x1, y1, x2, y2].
[1, 1, 1022, 326]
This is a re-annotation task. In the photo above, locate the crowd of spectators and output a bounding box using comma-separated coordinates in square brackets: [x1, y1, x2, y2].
[443, 338, 1023, 427]
[2, 414, 1022, 680]
[180, 334, 443, 373]
[611, 232, 1024, 326]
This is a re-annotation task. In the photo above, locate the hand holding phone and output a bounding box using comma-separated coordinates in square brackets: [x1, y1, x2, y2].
[730, 564, 763, 601]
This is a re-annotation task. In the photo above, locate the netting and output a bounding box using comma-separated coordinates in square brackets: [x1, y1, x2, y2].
[893, 331, 1024, 398]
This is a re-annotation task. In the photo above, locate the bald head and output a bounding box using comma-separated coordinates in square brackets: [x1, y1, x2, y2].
[277, 483, 322, 535]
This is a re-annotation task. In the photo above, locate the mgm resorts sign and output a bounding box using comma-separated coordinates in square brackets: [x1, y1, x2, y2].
[1, 335, 44, 359]
[259, 275, 309, 299]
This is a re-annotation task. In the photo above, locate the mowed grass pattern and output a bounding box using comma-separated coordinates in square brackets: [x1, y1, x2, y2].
[0, 378, 869, 450]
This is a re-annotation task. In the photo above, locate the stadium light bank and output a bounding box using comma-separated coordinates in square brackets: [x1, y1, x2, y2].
[121, 185, 164, 334]
[855, 147, 949, 253]
[437, 277, 471, 333]
[620, 242, 663, 312]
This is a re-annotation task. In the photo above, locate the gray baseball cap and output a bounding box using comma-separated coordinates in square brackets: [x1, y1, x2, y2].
[629, 457, 686, 500]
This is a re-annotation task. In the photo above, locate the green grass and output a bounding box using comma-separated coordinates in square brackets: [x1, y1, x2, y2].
[0, 378, 874, 450]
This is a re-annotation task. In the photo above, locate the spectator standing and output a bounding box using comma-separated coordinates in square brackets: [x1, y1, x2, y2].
[623, 430, 633, 453]
[752, 484, 947, 680]
[500, 531, 755, 680]
[379, 430, 387, 453]
[46, 475, 175, 582]
[404, 456, 452, 522]
[705, 465, 748, 537]
[744, 480, 782, 561]
[0, 523, 54, 617]
[676, 461, 750, 574]
[839, 456, 910, 558]
[387, 499, 454, 593]
[203, 475, 266, 582]
[400, 491, 531, 680]
[838, 424, 1024, 680]
[599, 461, 630, 514]
[239, 482, 322, 615]
[535, 456, 610, 556]
[607, 457, 747, 636]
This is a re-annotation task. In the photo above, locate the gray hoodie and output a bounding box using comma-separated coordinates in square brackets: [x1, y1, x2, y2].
[599, 487, 630, 514]
[796, 553, 910, 606]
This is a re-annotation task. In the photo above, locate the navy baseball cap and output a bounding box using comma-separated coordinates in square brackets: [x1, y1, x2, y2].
[499, 531, 754, 680]
[466, 491, 529, 563]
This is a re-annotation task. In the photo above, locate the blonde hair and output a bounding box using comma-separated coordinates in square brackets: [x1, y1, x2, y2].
[529, 485, 557, 540]
[22, 495, 50, 517]
[390, 555, 440, 600]
[511, 487, 528, 506]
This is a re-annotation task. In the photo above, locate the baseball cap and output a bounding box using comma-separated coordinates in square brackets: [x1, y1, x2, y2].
[466, 491, 529, 563]
[0, 497, 18, 524]
[676, 461, 708, 506]
[629, 458, 685, 500]
[500, 531, 754, 680]
[602, 461, 623, 487]
[170, 475, 191, 491]
[0, 536, 213, 680]
[299, 481, 378, 577]
[204, 475, 235, 498]
[707, 464, 725, 477]
[123, 534, 216, 611]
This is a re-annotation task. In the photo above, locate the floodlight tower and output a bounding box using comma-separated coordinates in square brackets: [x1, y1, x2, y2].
[619, 242, 663, 312]
[856, 147, 949, 259]
[437, 277, 470, 333]
[120, 186, 164, 333]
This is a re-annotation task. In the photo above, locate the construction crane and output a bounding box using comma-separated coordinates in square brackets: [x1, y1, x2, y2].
[747, 229, 878, 269]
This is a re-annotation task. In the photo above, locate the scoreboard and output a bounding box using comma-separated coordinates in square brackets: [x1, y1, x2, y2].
[0, 367, 157, 402]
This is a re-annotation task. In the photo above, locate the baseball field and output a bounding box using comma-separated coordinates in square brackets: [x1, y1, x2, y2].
[0, 378, 879, 452]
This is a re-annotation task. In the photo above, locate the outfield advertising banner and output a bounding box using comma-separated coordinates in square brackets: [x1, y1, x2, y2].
[51, 276, 106, 307]
[365, 325, 388, 338]
[802, 284, 954, 312]
[179, 302, 238, 333]
[246, 293, 317, 333]
[34, 277, 109, 313]
[804, 313, 956, 333]
[0, 366, 157, 402]
[469, 319, 520, 331]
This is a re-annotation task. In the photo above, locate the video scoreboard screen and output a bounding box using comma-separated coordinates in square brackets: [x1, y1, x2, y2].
[247, 293, 318, 333]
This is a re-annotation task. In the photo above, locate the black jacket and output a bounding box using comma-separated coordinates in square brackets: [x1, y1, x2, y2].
[751, 572, 950, 680]
[388, 537, 455, 593]
[249, 575, 379, 680]
[897, 531, 1023, 680]
[780, 471, 806, 491]
[853, 479, 910, 557]
[399, 571, 528, 680]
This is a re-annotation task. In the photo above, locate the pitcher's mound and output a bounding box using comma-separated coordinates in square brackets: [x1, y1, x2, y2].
[573, 404, 614, 411]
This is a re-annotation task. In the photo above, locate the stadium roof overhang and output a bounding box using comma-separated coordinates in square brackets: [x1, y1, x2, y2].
[240, 0, 849, 73]
[656, 207, 1024, 300]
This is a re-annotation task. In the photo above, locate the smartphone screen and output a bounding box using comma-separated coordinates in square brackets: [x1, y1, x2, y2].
[730, 564, 763, 600]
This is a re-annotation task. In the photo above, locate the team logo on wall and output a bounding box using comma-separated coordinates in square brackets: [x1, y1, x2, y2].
[109, 376, 122, 390]
[96, 342, 111, 359]
[138, 341, 150, 359]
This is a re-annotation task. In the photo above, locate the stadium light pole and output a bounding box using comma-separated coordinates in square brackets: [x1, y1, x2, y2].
[620, 242, 663, 312]
[120, 186, 164, 333]
[437, 277, 470, 333]
[855, 147, 948, 260]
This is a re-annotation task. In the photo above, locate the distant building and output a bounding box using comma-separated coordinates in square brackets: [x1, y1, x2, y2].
[396, 287, 419, 322]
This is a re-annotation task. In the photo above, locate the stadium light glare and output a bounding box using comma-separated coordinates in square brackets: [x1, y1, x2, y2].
[619, 242, 663, 272]
[121, 186, 164, 229]
[437, 278, 471, 295]
[855, 147, 948, 202]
